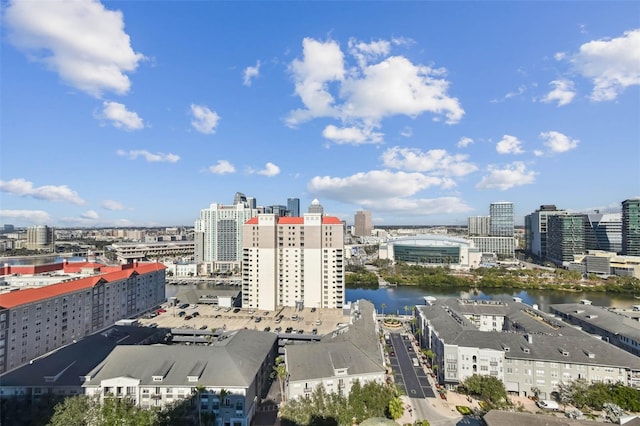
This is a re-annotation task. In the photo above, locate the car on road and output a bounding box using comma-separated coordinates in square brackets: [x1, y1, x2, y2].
[390, 351, 395, 357]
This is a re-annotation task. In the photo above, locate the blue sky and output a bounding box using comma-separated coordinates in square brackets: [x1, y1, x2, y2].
[1, 1, 639, 228]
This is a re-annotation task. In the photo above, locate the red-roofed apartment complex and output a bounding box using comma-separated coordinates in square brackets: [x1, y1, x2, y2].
[0, 262, 166, 373]
[242, 213, 344, 311]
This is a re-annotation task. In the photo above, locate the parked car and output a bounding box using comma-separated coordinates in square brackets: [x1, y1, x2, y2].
[274, 326, 282, 333]
[536, 400, 559, 410]
[310, 307, 316, 312]
[156, 309, 167, 314]
[179, 303, 189, 309]
[263, 326, 271, 332]
[178, 311, 186, 317]
[312, 328, 318, 335]
[254, 317, 262, 323]
[192, 311, 200, 317]
[285, 327, 293, 333]
[233, 308, 241, 313]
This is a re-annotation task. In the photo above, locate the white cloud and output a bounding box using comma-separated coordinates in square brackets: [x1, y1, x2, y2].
[5, 0, 144, 97]
[243, 61, 260, 86]
[322, 124, 383, 145]
[287, 38, 345, 126]
[348, 38, 391, 67]
[496, 135, 524, 155]
[208, 160, 236, 175]
[381, 147, 477, 177]
[286, 37, 464, 144]
[0, 178, 84, 204]
[0, 209, 52, 224]
[340, 55, 464, 124]
[102, 200, 125, 210]
[539, 131, 579, 154]
[81, 210, 99, 220]
[308, 170, 454, 203]
[116, 149, 179, 163]
[98, 101, 144, 130]
[476, 161, 536, 190]
[457, 137, 474, 148]
[491, 85, 526, 103]
[256, 162, 280, 177]
[400, 127, 413, 138]
[533, 149, 544, 157]
[554, 52, 566, 61]
[572, 29, 640, 101]
[541, 79, 576, 106]
[307, 170, 471, 216]
[190, 104, 221, 134]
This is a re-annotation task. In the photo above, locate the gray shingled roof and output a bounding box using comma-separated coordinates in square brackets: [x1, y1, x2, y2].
[0, 326, 163, 387]
[85, 329, 276, 388]
[550, 303, 640, 341]
[418, 298, 640, 369]
[286, 300, 385, 382]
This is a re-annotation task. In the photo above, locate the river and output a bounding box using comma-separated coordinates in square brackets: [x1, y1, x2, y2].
[346, 286, 638, 314]
[166, 282, 638, 314]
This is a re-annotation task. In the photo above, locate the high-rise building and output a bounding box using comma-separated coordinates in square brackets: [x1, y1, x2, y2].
[584, 212, 622, 253]
[287, 198, 300, 217]
[354, 210, 373, 238]
[622, 198, 640, 256]
[308, 198, 324, 215]
[546, 214, 585, 264]
[524, 205, 568, 260]
[194, 192, 257, 274]
[242, 214, 344, 311]
[489, 201, 514, 237]
[468, 216, 490, 236]
[26, 225, 55, 252]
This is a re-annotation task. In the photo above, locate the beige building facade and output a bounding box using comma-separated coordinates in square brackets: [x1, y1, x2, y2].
[242, 214, 345, 311]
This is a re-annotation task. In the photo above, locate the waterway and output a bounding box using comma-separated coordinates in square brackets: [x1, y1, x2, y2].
[346, 286, 639, 314]
[166, 282, 638, 314]
[0, 255, 88, 266]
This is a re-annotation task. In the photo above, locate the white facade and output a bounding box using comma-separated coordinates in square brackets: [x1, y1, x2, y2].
[194, 198, 257, 273]
[242, 214, 344, 311]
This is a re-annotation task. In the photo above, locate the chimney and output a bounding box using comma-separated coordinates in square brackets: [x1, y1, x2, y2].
[527, 334, 533, 344]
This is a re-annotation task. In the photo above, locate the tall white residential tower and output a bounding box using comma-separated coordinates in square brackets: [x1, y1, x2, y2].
[242, 214, 344, 311]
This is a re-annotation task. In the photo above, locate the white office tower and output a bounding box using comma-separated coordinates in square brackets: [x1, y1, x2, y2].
[242, 214, 344, 311]
[194, 192, 257, 274]
[490, 201, 514, 237]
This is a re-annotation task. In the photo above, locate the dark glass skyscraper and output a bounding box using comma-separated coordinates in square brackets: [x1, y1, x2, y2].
[622, 198, 640, 256]
[287, 198, 300, 217]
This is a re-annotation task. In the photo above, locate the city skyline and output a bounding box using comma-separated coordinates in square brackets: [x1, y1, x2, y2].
[1, 1, 639, 228]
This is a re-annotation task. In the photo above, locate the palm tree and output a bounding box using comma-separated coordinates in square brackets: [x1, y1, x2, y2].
[193, 385, 206, 426]
[403, 305, 409, 317]
[271, 356, 288, 404]
[423, 349, 435, 366]
[380, 303, 386, 316]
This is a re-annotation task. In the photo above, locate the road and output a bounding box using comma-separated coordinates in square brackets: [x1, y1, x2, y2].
[387, 330, 469, 426]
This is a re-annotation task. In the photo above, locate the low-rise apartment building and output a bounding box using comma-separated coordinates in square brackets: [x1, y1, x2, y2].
[285, 300, 386, 400]
[550, 302, 640, 357]
[0, 262, 166, 373]
[416, 298, 640, 399]
[83, 329, 278, 426]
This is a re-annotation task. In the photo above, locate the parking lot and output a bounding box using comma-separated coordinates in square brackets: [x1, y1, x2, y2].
[138, 303, 350, 336]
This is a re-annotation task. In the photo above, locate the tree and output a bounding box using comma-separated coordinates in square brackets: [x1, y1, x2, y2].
[193, 385, 207, 426]
[272, 356, 288, 403]
[380, 303, 386, 316]
[387, 397, 404, 420]
[462, 374, 507, 406]
[423, 349, 435, 366]
[403, 305, 409, 317]
[49, 395, 92, 426]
